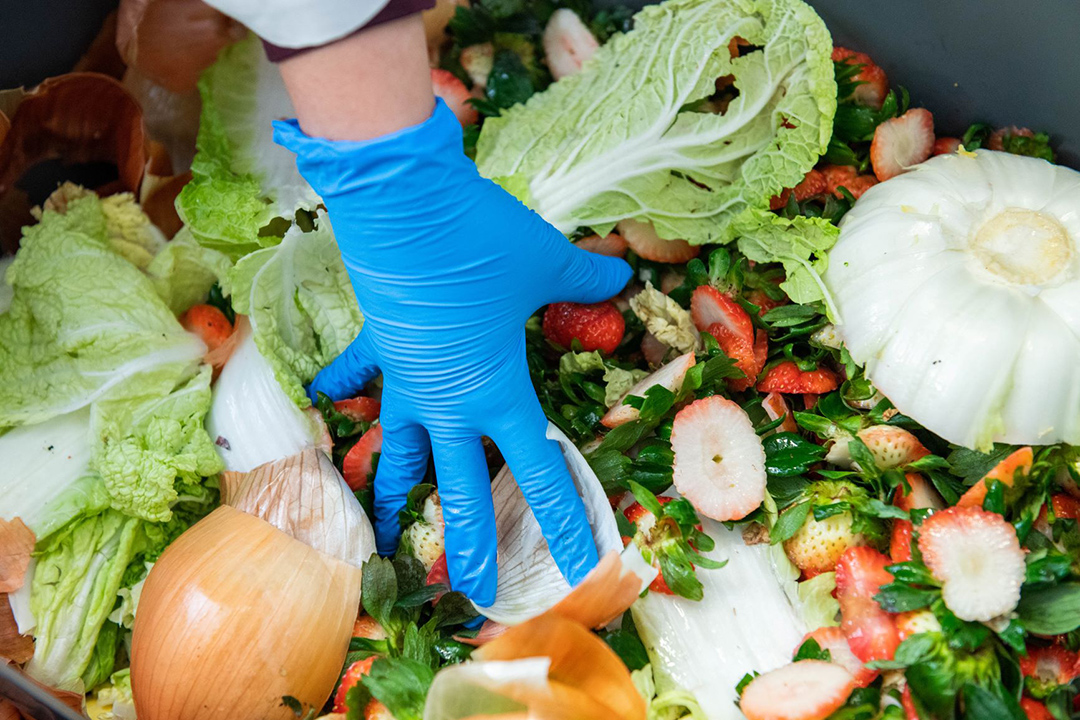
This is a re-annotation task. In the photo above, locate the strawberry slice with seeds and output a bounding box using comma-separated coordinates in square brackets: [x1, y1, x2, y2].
[958, 446, 1033, 507]
[918, 506, 1025, 622]
[1052, 493, 1080, 520]
[543, 300, 625, 354]
[333, 656, 377, 713]
[671, 396, 767, 521]
[757, 361, 839, 395]
[762, 392, 797, 434]
[894, 473, 944, 512]
[835, 547, 900, 664]
[691, 285, 753, 339]
[574, 233, 628, 258]
[870, 108, 935, 181]
[889, 520, 914, 563]
[1020, 698, 1054, 720]
[431, 68, 478, 126]
[333, 396, 381, 423]
[833, 47, 889, 110]
[623, 497, 684, 596]
[820, 165, 878, 200]
[706, 322, 761, 392]
[617, 218, 699, 263]
[602, 352, 696, 428]
[1020, 646, 1080, 696]
[895, 609, 941, 641]
[740, 660, 856, 720]
[799, 626, 878, 688]
[770, 169, 829, 210]
[932, 136, 962, 155]
[342, 424, 383, 491]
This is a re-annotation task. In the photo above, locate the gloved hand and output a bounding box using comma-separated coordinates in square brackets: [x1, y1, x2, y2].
[274, 100, 631, 606]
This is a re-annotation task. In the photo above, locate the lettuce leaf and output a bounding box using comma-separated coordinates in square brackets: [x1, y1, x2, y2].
[228, 216, 362, 406]
[0, 195, 205, 428]
[476, 0, 835, 243]
[177, 33, 319, 258]
[146, 228, 234, 315]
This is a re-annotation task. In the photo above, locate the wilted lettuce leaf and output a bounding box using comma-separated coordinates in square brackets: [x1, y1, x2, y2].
[476, 0, 836, 243]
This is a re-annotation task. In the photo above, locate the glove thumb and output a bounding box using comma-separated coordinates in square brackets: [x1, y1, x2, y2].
[550, 243, 632, 305]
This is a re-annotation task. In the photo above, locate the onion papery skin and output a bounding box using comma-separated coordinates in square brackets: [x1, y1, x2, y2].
[825, 150, 1080, 449]
[130, 505, 362, 720]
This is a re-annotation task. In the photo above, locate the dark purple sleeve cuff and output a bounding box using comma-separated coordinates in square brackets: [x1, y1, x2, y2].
[262, 0, 438, 62]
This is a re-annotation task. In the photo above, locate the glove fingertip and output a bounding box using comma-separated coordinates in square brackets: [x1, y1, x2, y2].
[447, 547, 498, 607]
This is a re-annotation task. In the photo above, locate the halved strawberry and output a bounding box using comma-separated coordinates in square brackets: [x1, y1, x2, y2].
[932, 136, 962, 155]
[333, 656, 377, 713]
[617, 218, 699, 263]
[670, 396, 767, 521]
[770, 169, 828, 210]
[918, 506, 1024, 622]
[353, 614, 388, 641]
[426, 553, 450, 588]
[431, 68, 478, 126]
[740, 660, 856, 720]
[333, 396, 381, 423]
[762, 392, 797, 434]
[180, 304, 234, 352]
[895, 609, 941, 641]
[690, 285, 753, 339]
[624, 497, 679, 596]
[602, 352, 696, 427]
[833, 47, 889, 110]
[835, 547, 900, 664]
[870, 108, 935, 181]
[757, 361, 839, 395]
[640, 332, 669, 366]
[989, 126, 1036, 151]
[745, 288, 787, 315]
[1020, 646, 1080, 697]
[958, 447, 1034, 507]
[706, 322, 761, 392]
[890, 521, 914, 563]
[894, 473, 944, 512]
[342, 424, 383, 491]
[1052, 493, 1080, 520]
[827, 428, 929, 471]
[799, 626, 878, 688]
[543, 300, 625, 354]
[574, 233, 628, 258]
[542, 8, 599, 80]
[1020, 698, 1054, 720]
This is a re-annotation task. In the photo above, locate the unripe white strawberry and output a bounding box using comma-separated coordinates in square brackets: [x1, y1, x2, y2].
[404, 491, 445, 571]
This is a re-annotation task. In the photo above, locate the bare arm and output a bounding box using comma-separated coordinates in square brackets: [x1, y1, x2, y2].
[277, 14, 435, 142]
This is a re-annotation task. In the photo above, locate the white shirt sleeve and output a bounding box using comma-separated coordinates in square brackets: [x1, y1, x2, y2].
[203, 0, 393, 49]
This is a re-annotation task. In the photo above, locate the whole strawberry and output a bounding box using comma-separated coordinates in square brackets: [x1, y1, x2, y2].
[783, 480, 880, 576]
[543, 300, 625, 354]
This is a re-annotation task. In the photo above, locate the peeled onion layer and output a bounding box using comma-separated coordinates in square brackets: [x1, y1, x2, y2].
[423, 613, 646, 720]
[631, 517, 805, 719]
[221, 448, 376, 569]
[826, 150, 1080, 448]
[474, 424, 656, 625]
[131, 505, 363, 720]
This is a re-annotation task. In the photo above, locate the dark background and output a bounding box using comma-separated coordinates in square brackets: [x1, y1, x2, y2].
[0, 0, 1077, 167]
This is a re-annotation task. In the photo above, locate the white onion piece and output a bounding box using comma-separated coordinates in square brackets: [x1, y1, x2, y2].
[474, 424, 652, 624]
[206, 325, 322, 472]
[825, 150, 1080, 448]
[631, 517, 805, 719]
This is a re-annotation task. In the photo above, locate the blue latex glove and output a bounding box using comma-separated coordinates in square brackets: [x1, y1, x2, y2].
[273, 100, 631, 606]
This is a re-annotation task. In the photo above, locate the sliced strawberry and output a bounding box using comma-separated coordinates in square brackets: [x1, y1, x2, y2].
[640, 332, 669, 366]
[844, 175, 879, 199]
[180, 304, 233, 352]
[333, 396, 381, 423]
[574, 233, 628, 258]
[890, 521, 914, 563]
[900, 686, 919, 720]
[623, 497, 694, 596]
[426, 553, 450, 588]
[602, 352, 696, 427]
[835, 547, 900, 664]
[691, 285, 753, 339]
[753, 329, 769, 372]
[342, 424, 383, 492]
[617, 218, 700, 264]
[800, 626, 878, 688]
[333, 656, 377, 713]
[770, 169, 828, 210]
[1020, 646, 1080, 692]
[861, 427, 930, 470]
[958, 447, 1034, 508]
[365, 699, 394, 720]
[918, 506, 1024, 622]
[894, 473, 944, 512]
[932, 136, 962, 155]
[762, 392, 797, 434]
[543, 300, 625, 354]
[671, 396, 767, 521]
[542, 8, 599, 80]
[745, 288, 787, 315]
[821, 165, 857, 196]
[353, 614, 388, 641]
[989, 126, 1035, 151]
[1020, 698, 1054, 720]
[740, 660, 856, 720]
[803, 394, 818, 410]
[757, 361, 839, 395]
[431, 68, 478, 126]
[833, 47, 889, 110]
[1052, 493, 1080, 520]
[706, 322, 759, 392]
[895, 609, 941, 641]
[870, 108, 935, 181]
